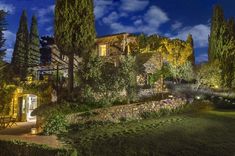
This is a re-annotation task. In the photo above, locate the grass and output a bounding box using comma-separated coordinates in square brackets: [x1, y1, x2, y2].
[63, 106, 235, 156]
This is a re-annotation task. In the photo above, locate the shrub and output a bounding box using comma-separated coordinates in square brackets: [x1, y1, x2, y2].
[70, 121, 113, 131]
[211, 97, 235, 109]
[43, 112, 68, 135]
[119, 117, 127, 122]
[79, 111, 99, 119]
[0, 140, 77, 156]
[182, 100, 214, 113]
[32, 101, 91, 117]
[0, 85, 16, 115]
[140, 108, 175, 119]
[195, 61, 222, 89]
[140, 104, 189, 119]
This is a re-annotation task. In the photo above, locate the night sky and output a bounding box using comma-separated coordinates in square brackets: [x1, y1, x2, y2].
[1, 0, 235, 63]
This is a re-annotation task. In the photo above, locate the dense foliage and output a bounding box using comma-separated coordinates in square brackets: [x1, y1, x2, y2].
[208, 5, 224, 61]
[119, 55, 137, 103]
[0, 85, 16, 115]
[217, 19, 235, 88]
[168, 61, 194, 83]
[0, 10, 7, 84]
[208, 5, 235, 88]
[186, 34, 195, 66]
[28, 15, 40, 67]
[0, 140, 77, 156]
[80, 52, 137, 106]
[43, 112, 68, 135]
[137, 34, 194, 67]
[11, 11, 40, 80]
[195, 61, 222, 90]
[162, 39, 193, 67]
[55, 0, 96, 92]
[11, 10, 29, 79]
[34, 55, 137, 116]
[0, 10, 6, 61]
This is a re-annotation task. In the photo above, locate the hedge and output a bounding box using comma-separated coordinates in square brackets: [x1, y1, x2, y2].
[0, 140, 77, 156]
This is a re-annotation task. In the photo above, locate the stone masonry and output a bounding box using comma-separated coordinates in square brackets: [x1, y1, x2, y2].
[66, 98, 187, 124]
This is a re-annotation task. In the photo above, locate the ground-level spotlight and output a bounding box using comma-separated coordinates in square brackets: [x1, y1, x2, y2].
[195, 96, 201, 100]
[31, 128, 37, 135]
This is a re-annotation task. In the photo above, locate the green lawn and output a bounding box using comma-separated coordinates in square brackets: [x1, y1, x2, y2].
[64, 109, 235, 156]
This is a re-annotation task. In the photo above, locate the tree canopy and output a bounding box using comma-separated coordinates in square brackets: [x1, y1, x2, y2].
[137, 34, 194, 67]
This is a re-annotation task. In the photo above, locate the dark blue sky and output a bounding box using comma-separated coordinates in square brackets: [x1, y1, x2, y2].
[1, 0, 235, 63]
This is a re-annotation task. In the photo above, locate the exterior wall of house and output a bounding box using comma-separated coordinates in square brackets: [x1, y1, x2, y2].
[96, 33, 136, 58]
[96, 33, 165, 92]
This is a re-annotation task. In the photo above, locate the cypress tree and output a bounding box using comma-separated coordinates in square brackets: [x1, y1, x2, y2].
[217, 20, 235, 88]
[208, 5, 224, 62]
[208, 5, 235, 88]
[0, 10, 7, 84]
[55, 0, 96, 93]
[28, 15, 40, 67]
[0, 10, 6, 62]
[11, 10, 29, 79]
[186, 34, 195, 66]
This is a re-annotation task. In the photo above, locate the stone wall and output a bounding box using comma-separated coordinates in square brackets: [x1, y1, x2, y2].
[66, 98, 187, 124]
[138, 86, 168, 99]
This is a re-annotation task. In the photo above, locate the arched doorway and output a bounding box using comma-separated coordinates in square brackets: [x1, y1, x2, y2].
[17, 94, 37, 122]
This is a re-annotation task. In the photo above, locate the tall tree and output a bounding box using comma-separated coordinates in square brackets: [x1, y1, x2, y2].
[208, 5, 224, 62]
[217, 19, 235, 87]
[119, 55, 137, 103]
[28, 15, 40, 67]
[55, 0, 96, 93]
[11, 10, 29, 79]
[0, 10, 7, 84]
[0, 10, 6, 62]
[186, 34, 195, 66]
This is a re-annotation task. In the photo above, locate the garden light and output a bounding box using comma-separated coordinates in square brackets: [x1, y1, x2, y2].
[31, 128, 37, 135]
[195, 96, 201, 100]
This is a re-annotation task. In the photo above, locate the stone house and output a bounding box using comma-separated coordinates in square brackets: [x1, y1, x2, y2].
[6, 33, 165, 123]
[96, 33, 164, 90]
[95, 32, 137, 64]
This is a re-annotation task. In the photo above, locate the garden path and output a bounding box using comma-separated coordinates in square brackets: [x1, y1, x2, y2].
[0, 122, 63, 148]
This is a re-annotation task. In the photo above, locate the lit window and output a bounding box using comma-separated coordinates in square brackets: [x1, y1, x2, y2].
[99, 44, 107, 56]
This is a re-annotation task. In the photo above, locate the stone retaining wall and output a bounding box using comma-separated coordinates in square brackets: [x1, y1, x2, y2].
[66, 98, 187, 124]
